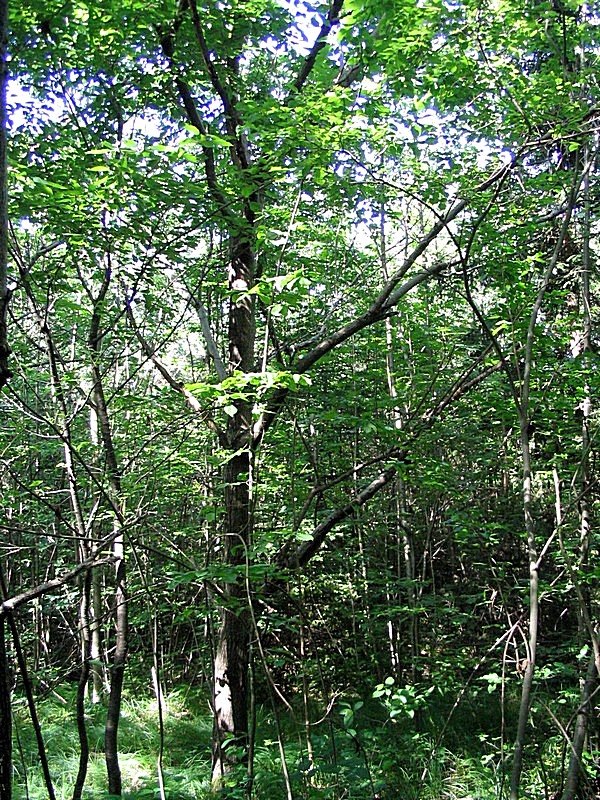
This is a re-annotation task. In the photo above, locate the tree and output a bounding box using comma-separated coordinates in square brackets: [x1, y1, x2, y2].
[3, 0, 599, 797]
[0, 0, 8, 392]
[0, 2, 11, 795]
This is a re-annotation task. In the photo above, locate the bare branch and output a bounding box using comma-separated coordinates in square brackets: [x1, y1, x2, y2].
[186, 0, 240, 130]
[287, 0, 344, 98]
[125, 303, 223, 442]
[157, 16, 233, 219]
[191, 297, 227, 381]
[252, 161, 514, 447]
[277, 354, 504, 569]
[2, 541, 118, 615]
[279, 466, 398, 568]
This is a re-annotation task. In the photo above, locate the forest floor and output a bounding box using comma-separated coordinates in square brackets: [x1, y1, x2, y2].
[12, 682, 580, 800]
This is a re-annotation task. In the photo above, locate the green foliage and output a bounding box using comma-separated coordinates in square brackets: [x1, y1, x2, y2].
[13, 684, 566, 799]
[2, 0, 599, 797]
[373, 677, 434, 721]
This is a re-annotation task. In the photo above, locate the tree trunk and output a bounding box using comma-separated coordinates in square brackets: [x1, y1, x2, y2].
[509, 181, 579, 800]
[561, 151, 596, 800]
[561, 652, 596, 800]
[212, 254, 255, 780]
[73, 572, 91, 800]
[105, 545, 127, 796]
[159, 24, 258, 774]
[90, 564, 105, 703]
[89, 407, 107, 703]
[0, 615, 10, 800]
[509, 414, 538, 800]
[0, 0, 10, 391]
[211, 445, 253, 783]
[86, 265, 129, 796]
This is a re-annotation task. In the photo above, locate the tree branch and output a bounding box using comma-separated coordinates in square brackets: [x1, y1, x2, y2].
[252, 160, 513, 447]
[125, 302, 224, 441]
[2, 542, 118, 615]
[186, 0, 242, 147]
[277, 354, 504, 569]
[279, 466, 398, 568]
[190, 296, 227, 381]
[287, 0, 345, 98]
[157, 17, 233, 221]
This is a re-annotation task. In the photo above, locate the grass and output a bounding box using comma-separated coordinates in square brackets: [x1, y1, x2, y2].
[10, 683, 583, 800]
[13, 687, 212, 800]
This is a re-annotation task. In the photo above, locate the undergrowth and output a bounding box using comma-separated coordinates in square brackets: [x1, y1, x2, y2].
[11, 685, 576, 799]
